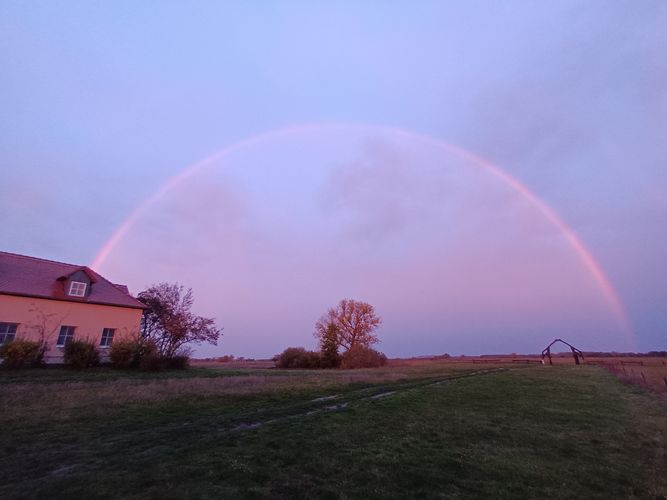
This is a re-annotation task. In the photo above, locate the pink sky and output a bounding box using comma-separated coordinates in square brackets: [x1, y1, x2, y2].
[95, 126, 634, 358]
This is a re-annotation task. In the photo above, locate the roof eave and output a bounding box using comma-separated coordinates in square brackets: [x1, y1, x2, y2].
[0, 291, 147, 310]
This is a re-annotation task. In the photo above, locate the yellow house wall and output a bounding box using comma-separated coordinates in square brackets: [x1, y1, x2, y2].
[0, 295, 143, 362]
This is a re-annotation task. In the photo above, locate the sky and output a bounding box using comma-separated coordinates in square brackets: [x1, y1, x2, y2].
[1, 1, 665, 357]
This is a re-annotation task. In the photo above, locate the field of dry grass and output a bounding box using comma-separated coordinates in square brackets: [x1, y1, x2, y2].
[1, 359, 665, 498]
[583, 357, 667, 395]
[387, 354, 667, 394]
[0, 360, 484, 422]
[197, 354, 667, 395]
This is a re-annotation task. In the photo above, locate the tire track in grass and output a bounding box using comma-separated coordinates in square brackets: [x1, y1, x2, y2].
[37, 368, 509, 479]
[222, 368, 508, 434]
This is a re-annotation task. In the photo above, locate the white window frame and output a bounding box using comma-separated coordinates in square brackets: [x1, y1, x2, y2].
[56, 326, 75, 347]
[100, 328, 115, 348]
[68, 281, 87, 297]
[0, 322, 18, 344]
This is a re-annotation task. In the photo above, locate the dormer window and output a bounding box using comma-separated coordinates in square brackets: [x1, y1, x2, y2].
[69, 281, 87, 297]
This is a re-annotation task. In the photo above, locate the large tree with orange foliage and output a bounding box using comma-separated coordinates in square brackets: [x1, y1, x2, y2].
[314, 298, 382, 353]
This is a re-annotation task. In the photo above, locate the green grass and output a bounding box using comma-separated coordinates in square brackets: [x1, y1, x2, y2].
[1, 364, 665, 499]
[0, 365, 271, 383]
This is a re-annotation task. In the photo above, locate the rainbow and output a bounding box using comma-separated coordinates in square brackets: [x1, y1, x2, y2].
[91, 122, 633, 336]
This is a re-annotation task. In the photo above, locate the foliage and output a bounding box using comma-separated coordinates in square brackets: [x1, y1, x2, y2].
[314, 298, 381, 354]
[109, 337, 189, 371]
[340, 345, 388, 369]
[138, 283, 222, 359]
[275, 347, 322, 369]
[139, 353, 190, 371]
[319, 323, 341, 368]
[163, 355, 190, 369]
[63, 340, 100, 369]
[0, 339, 46, 369]
[109, 338, 157, 369]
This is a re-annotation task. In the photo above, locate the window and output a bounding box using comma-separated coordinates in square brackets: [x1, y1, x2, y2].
[0, 323, 18, 344]
[100, 328, 115, 347]
[68, 281, 87, 297]
[57, 326, 75, 346]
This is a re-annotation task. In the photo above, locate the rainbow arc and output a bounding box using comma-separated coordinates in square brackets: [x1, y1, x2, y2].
[91, 122, 633, 338]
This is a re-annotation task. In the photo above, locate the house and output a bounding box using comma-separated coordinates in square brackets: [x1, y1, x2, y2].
[0, 251, 146, 363]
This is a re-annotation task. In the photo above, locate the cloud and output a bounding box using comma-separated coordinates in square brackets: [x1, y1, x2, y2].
[99, 129, 634, 357]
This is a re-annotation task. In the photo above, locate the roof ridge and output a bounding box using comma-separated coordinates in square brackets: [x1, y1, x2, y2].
[0, 250, 82, 268]
[85, 266, 117, 286]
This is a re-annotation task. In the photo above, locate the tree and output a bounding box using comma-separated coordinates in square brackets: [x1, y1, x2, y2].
[314, 298, 381, 354]
[138, 283, 222, 359]
[319, 323, 341, 368]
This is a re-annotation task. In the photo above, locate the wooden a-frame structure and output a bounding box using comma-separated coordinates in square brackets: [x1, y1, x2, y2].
[541, 339, 584, 365]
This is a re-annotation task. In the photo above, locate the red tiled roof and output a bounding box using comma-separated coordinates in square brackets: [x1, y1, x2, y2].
[112, 284, 130, 295]
[0, 251, 146, 309]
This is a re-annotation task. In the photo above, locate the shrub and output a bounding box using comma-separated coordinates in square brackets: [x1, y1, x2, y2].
[275, 347, 322, 369]
[0, 339, 45, 368]
[340, 345, 388, 369]
[109, 339, 189, 371]
[164, 355, 190, 370]
[320, 349, 341, 369]
[109, 340, 138, 369]
[63, 340, 100, 369]
[138, 352, 164, 372]
[109, 338, 159, 369]
[138, 353, 190, 371]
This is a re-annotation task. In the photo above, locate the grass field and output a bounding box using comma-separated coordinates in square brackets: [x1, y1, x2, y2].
[1, 361, 665, 499]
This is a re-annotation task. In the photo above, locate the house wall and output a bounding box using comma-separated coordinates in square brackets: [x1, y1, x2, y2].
[0, 295, 143, 363]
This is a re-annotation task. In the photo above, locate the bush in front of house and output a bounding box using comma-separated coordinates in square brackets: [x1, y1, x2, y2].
[0, 339, 46, 368]
[63, 339, 100, 369]
[108, 339, 137, 368]
[109, 338, 189, 371]
[137, 352, 190, 371]
[163, 355, 190, 370]
[275, 347, 322, 369]
[109, 338, 154, 369]
[340, 345, 388, 369]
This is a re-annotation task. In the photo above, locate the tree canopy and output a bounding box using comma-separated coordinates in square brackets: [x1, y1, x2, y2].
[314, 298, 381, 353]
[138, 283, 222, 358]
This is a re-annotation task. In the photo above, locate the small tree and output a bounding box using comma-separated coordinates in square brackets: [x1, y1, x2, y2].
[314, 299, 382, 354]
[138, 283, 222, 359]
[319, 323, 341, 368]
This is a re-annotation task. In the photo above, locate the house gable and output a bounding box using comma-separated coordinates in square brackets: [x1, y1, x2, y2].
[0, 251, 146, 310]
[0, 251, 146, 362]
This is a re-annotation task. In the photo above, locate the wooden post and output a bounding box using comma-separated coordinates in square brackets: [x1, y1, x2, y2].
[641, 372, 647, 385]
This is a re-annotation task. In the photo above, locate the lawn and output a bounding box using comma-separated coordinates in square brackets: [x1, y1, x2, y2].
[0, 362, 665, 499]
